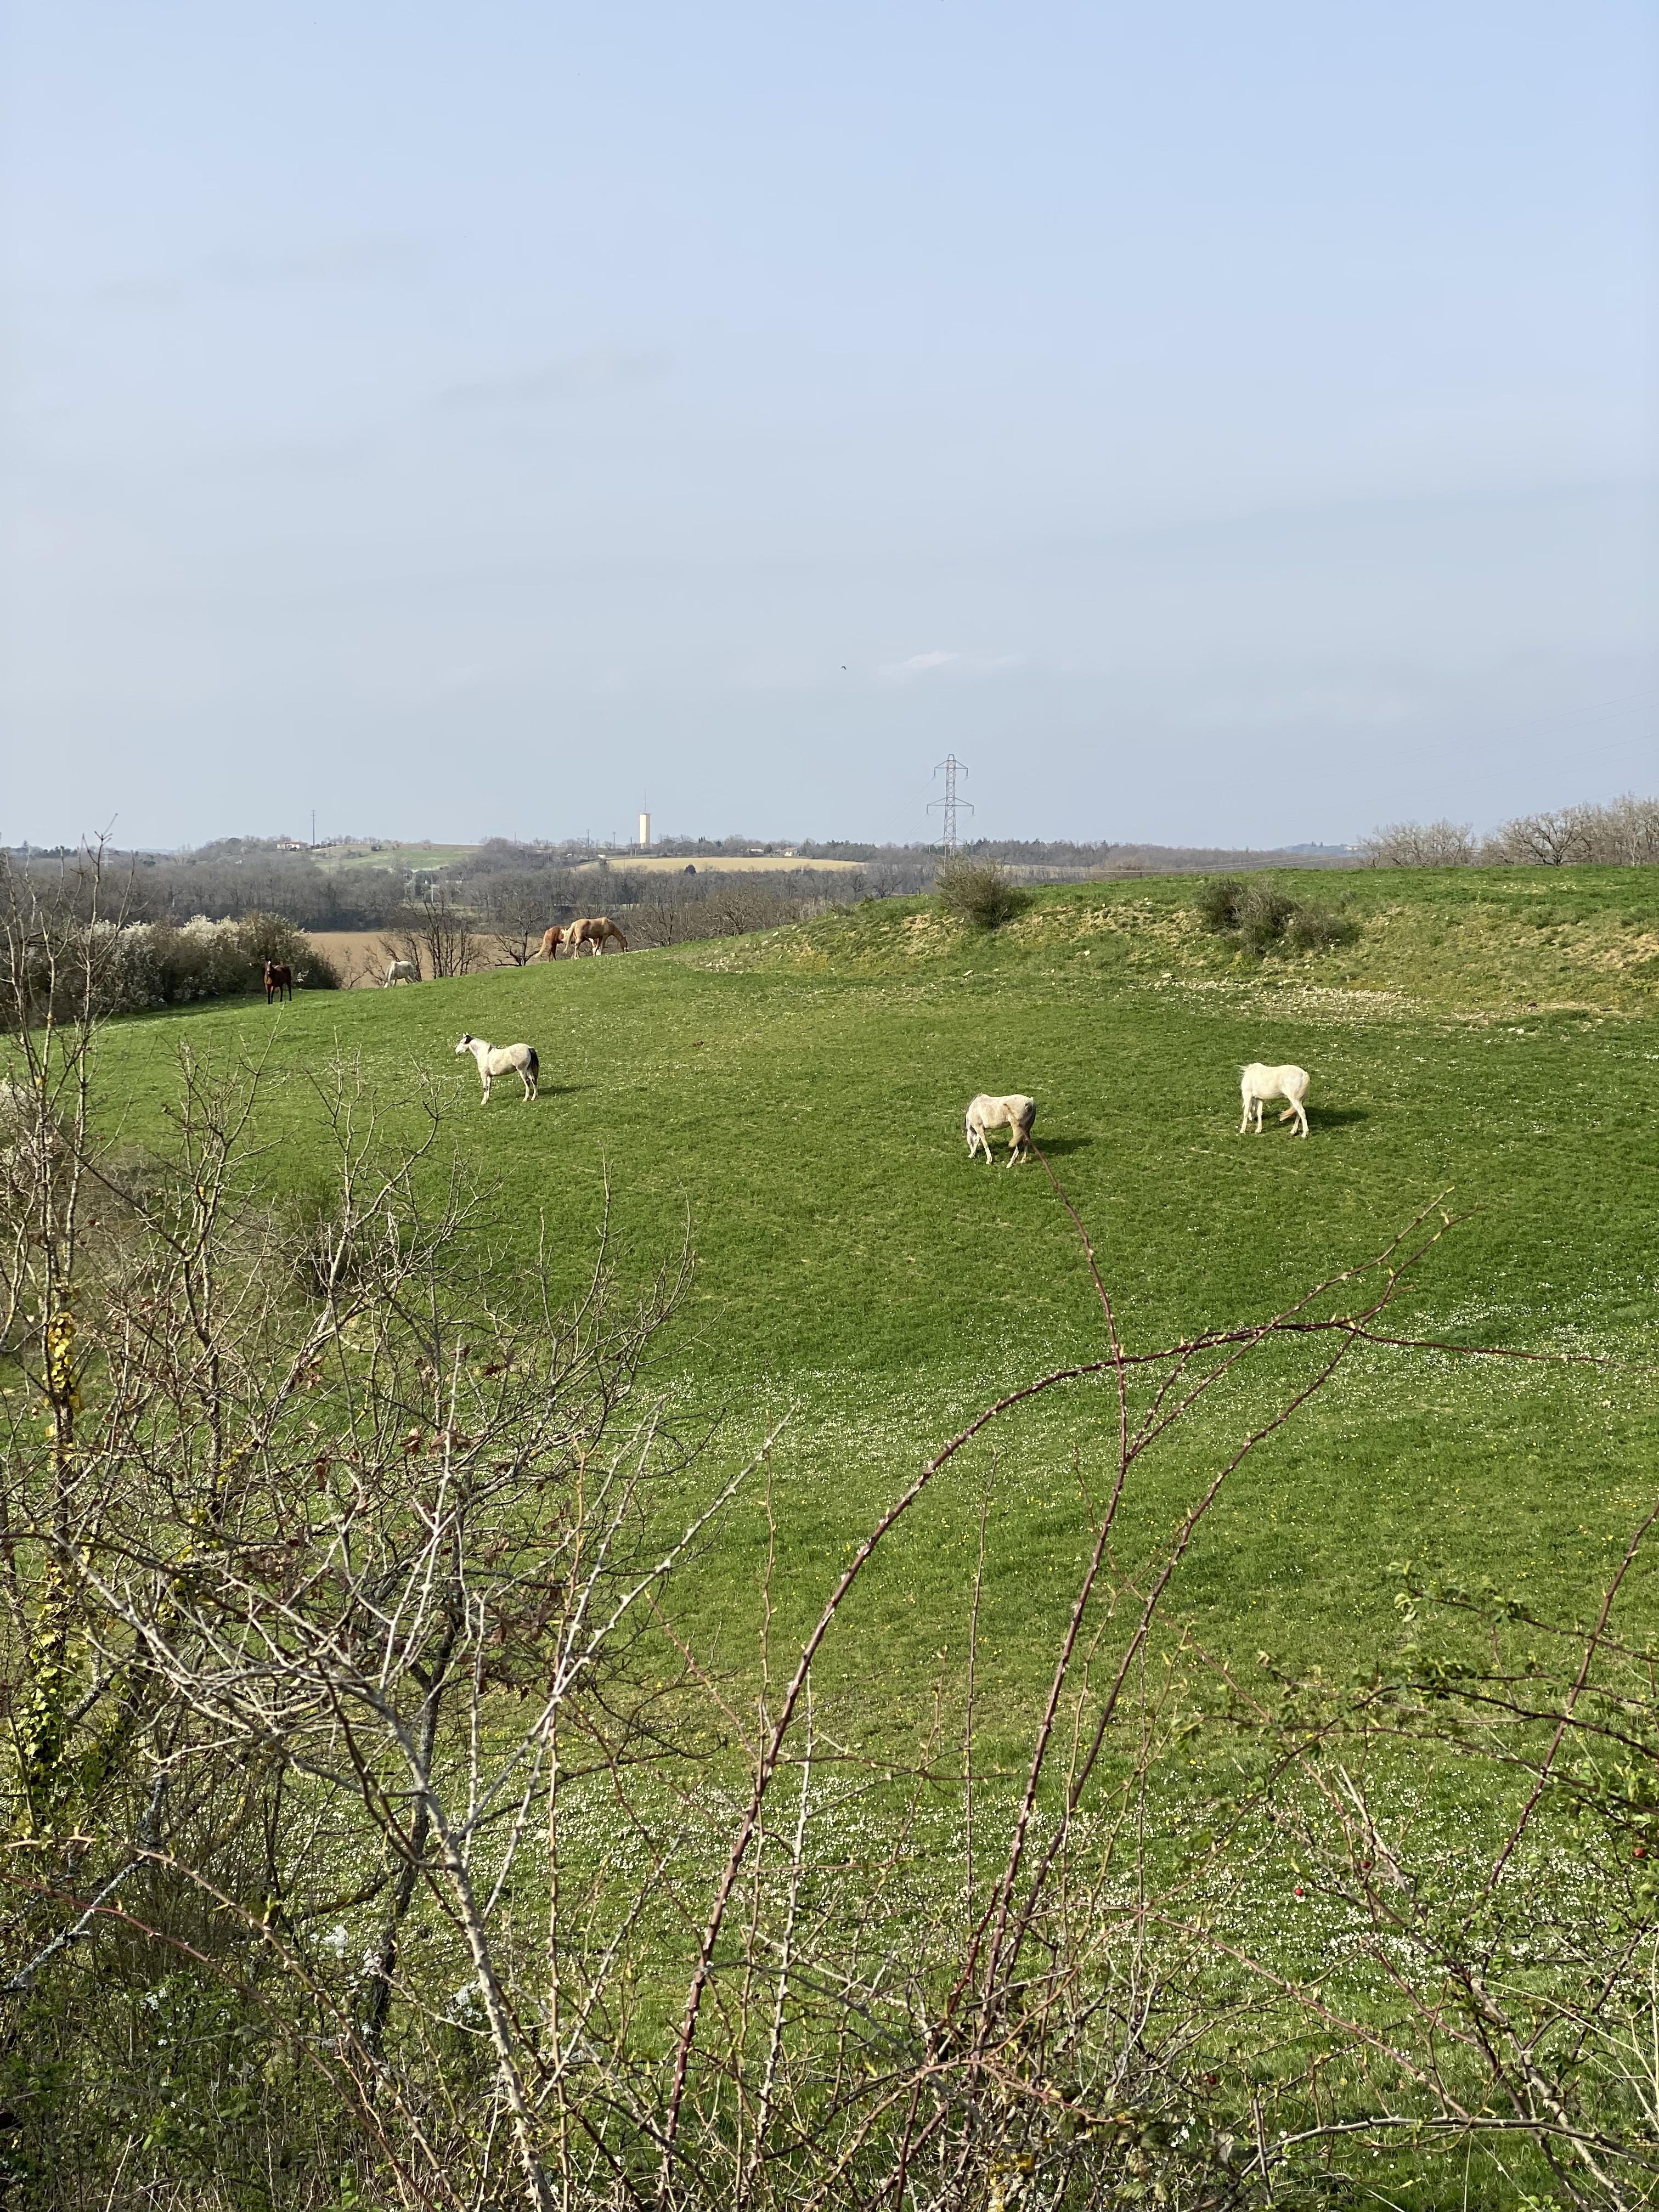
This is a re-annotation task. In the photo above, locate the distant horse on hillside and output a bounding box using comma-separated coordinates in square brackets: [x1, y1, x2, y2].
[539, 926, 565, 961]
[566, 916, 628, 956]
[263, 961, 293, 1006]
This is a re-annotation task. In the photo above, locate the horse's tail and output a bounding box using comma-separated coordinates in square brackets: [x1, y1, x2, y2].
[526, 1048, 539, 1080]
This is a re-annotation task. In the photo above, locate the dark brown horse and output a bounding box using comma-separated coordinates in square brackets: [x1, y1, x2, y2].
[263, 960, 293, 1005]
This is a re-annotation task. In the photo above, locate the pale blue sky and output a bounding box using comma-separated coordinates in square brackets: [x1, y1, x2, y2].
[4, 2, 1655, 849]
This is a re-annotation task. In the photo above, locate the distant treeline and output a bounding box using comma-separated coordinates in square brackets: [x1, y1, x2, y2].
[1361, 795, 1659, 868]
[8, 800, 1654, 947]
[432, 851, 870, 955]
[8, 839, 406, 930]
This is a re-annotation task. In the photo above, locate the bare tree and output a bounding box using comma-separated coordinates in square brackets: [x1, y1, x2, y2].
[1589, 792, 1659, 866]
[0, 1034, 716, 2206]
[1358, 819, 1476, 867]
[1483, 806, 1598, 866]
[485, 873, 561, 965]
[375, 921, 423, 979]
[383, 890, 481, 979]
[1362, 799, 1659, 872]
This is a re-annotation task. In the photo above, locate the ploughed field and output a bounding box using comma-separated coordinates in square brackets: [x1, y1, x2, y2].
[89, 866, 1659, 1733]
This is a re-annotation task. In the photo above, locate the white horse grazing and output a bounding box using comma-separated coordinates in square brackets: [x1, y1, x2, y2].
[456, 1034, 539, 1104]
[383, 959, 419, 987]
[1239, 1063, 1311, 1138]
[965, 1092, 1037, 1166]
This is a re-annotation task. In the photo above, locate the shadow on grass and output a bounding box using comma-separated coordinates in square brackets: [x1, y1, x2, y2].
[1311, 1105, 1369, 1130]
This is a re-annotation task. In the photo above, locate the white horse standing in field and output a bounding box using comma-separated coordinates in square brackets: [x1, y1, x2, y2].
[1239, 1062, 1311, 1138]
[383, 959, 419, 986]
[456, 1034, 540, 1104]
[965, 1092, 1037, 1166]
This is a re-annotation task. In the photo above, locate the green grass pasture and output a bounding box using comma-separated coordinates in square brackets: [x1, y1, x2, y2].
[80, 868, 1659, 1740]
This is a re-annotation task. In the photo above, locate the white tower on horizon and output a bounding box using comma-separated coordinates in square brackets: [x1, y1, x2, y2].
[638, 810, 652, 850]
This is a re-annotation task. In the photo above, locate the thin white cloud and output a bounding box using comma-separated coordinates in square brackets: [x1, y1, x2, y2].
[439, 349, 672, 407]
[878, 649, 1020, 682]
[94, 236, 422, 309]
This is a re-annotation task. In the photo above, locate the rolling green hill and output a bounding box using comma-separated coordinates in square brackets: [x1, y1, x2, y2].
[82, 867, 1658, 1729]
[13, 862, 1658, 2206]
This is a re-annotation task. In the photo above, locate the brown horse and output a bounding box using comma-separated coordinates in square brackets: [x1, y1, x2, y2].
[538, 926, 565, 961]
[566, 916, 628, 956]
[264, 961, 293, 1005]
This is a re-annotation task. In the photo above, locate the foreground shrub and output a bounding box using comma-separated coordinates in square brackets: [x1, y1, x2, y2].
[1283, 898, 1359, 951]
[1235, 882, 1297, 953]
[935, 860, 1031, 930]
[1193, 874, 1246, 933]
[1194, 876, 1356, 957]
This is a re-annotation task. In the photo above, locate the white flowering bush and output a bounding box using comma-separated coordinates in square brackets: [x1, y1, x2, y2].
[2, 904, 338, 1021]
